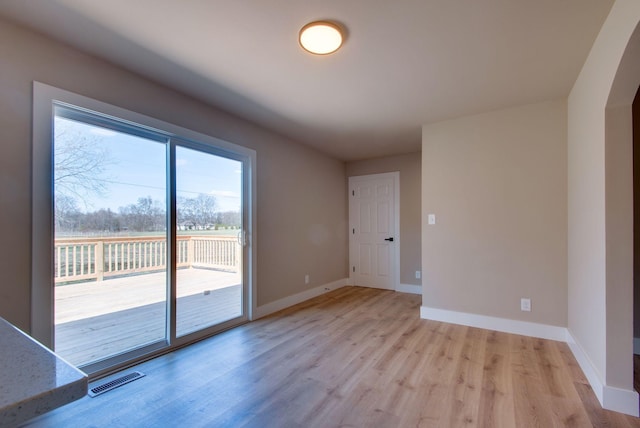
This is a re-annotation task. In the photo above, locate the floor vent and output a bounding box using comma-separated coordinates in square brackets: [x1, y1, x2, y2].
[88, 371, 145, 397]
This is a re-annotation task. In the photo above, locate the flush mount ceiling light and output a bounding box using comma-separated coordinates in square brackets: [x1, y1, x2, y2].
[299, 21, 344, 55]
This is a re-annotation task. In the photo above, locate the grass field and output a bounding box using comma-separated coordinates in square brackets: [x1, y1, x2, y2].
[56, 229, 240, 239]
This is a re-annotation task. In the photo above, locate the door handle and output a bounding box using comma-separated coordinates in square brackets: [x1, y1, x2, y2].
[237, 231, 247, 247]
[384, 237, 394, 242]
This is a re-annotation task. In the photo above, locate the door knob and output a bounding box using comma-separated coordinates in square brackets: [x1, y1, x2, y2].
[384, 237, 394, 242]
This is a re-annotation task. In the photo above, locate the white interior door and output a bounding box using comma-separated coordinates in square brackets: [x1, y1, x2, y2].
[349, 172, 399, 290]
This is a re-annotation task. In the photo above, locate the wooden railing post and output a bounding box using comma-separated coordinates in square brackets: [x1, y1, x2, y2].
[187, 237, 195, 269]
[95, 241, 104, 282]
[235, 240, 241, 274]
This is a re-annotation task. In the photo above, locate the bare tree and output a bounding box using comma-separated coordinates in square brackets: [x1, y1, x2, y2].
[54, 194, 81, 233]
[119, 197, 165, 232]
[81, 208, 121, 233]
[54, 119, 112, 207]
[178, 194, 217, 229]
[218, 211, 241, 228]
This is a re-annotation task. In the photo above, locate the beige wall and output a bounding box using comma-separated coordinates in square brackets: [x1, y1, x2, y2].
[568, 0, 640, 395]
[421, 99, 568, 326]
[346, 153, 422, 286]
[0, 17, 348, 332]
[634, 89, 640, 340]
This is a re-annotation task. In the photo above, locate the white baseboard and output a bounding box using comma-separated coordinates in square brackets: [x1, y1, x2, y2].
[566, 330, 639, 417]
[604, 385, 639, 416]
[397, 283, 421, 295]
[634, 337, 640, 355]
[253, 278, 349, 319]
[602, 386, 640, 418]
[420, 306, 566, 341]
[565, 331, 605, 405]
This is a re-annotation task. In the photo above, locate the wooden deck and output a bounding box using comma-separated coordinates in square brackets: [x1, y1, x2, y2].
[55, 268, 241, 366]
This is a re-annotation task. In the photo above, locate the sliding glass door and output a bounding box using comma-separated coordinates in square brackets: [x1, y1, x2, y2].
[42, 94, 252, 375]
[175, 146, 243, 337]
[53, 112, 169, 367]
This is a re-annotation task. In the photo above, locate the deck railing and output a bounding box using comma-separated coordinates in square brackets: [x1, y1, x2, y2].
[54, 235, 240, 283]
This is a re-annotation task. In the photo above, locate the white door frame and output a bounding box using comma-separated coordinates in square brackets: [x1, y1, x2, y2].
[348, 172, 400, 291]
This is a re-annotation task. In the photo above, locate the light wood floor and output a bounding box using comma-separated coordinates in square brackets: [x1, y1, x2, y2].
[24, 287, 640, 427]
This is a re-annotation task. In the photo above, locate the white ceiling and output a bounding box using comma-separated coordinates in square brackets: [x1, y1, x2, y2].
[0, 0, 614, 161]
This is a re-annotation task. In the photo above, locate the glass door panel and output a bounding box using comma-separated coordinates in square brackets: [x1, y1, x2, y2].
[53, 114, 168, 367]
[175, 146, 243, 337]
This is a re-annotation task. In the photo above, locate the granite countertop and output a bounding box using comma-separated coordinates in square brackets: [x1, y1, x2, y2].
[0, 317, 87, 427]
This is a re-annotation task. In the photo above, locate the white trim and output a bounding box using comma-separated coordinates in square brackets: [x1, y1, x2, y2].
[253, 278, 349, 319]
[634, 337, 640, 355]
[565, 331, 605, 404]
[566, 330, 639, 417]
[392, 173, 400, 291]
[604, 385, 639, 416]
[420, 306, 566, 342]
[397, 283, 422, 295]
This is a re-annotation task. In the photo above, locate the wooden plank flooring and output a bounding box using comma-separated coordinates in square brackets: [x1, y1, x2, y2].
[23, 287, 640, 427]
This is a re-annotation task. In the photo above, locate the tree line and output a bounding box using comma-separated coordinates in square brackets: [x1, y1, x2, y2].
[55, 194, 240, 234]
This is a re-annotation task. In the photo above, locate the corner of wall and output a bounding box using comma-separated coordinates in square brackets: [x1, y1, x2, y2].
[566, 329, 639, 417]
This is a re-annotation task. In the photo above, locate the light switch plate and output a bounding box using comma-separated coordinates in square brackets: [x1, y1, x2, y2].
[428, 214, 436, 225]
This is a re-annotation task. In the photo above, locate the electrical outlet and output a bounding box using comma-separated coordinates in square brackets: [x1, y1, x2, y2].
[415, 270, 421, 279]
[520, 298, 531, 312]
[305, 274, 309, 284]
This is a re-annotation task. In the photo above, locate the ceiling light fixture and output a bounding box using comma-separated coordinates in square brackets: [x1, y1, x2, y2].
[299, 21, 344, 55]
